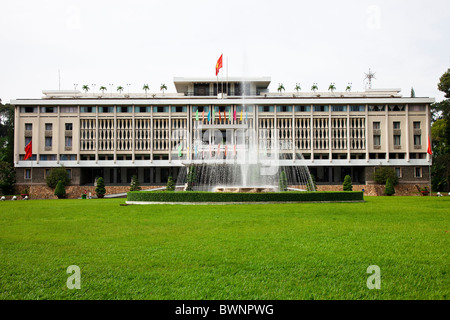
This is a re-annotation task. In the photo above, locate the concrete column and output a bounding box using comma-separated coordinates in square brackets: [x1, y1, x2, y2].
[406, 104, 410, 162]
[385, 104, 389, 162]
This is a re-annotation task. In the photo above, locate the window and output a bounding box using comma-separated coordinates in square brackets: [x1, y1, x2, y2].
[236, 106, 253, 112]
[276, 106, 292, 112]
[99, 107, 114, 113]
[60, 154, 76, 161]
[414, 135, 421, 146]
[331, 105, 347, 112]
[40, 155, 56, 161]
[350, 105, 365, 112]
[80, 106, 96, 113]
[313, 105, 329, 112]
[394, 135, 401, 146]
[294, 105, 311, 112]
[45, 137, 52, 147]
[66, 169, 72, 179]
[153, 106, 169, 113]
[368, 105, 385, 112]
[192, 106, 209, 113]
[395, 168, 402, 178]
[65, 136, 72, 147]
[25, 169, 31, 180]
[373, 122, 381, 130]
[393, 122, 400, 129]
[65, 123, 73, 131]
[40, 107, 56, 113]
[60, 106, 77, 113]
[25, 137, 32, 145]
[414, 167, 422, 178]
[373, 135, 381, 146]
[21, 107, 37, 113]
[45, 123, 52, 131]
[117, 106, 132, 113]
[413, 121, 420, 129]
[171, 106, 187, 113]
[409, 105, 425, 112]
[389, 105, 405, 112]
[258, 106, 274, 112]
[25, 123, 32, 131]
[135, 106, 151, 113]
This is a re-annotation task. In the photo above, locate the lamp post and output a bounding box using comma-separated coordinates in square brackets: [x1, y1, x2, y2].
[126, 83, 131, 95]
[92, 84, 96, 94]
[74, 84, 78, 91]
[109, 83, 114, 96]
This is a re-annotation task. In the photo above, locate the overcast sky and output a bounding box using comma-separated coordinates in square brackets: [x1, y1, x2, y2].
[1, 0, 449, 103]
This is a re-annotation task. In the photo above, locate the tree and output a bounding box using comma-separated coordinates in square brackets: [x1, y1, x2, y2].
[430, 68, 450, 191]
[385, 178, 395, 196]
[130, 175, 141, 191]
[82, 85, 90, 93]
[54, 180, 66, 199]
[160, 83, 167, 96]
[117, 86, 124, 94]
[0, 161, 15, 195]
[437, 68, 450, 99]
[311, 83, 318, 92]
[278, 170, 288, 191]
[306, 174, 316, 192]
[372, 166, 398, 186]
[345, 83, 352, 92]
[277, 83, 285, 93]
[95, 177, 106, 198]
[343, 175, 353, 191]
[411, 87, 416, 98]
[294, 84, 301, 92]
[143, 84, 150, 96]
[0, 103, 14, 164]
[99, 86, 107, 94]
[46, 165, 71, 189]
[166, 176, 175, 191]
[186, 165, 196, 191]
[328, 83, 336, 92]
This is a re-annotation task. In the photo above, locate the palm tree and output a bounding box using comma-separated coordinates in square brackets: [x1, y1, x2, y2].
[117, 86, 124, 94]
[160, 83, 167, 96]
[277, 83, 285, 93]
[142, 84, 150, 96]
[311, 83, 318, 92]
[345, 83, 352, 92]
[82, 85, 90, 93]
[294, 83, 301, 93]
[99, 86, 107, 94]
[328, 83, 336, 92]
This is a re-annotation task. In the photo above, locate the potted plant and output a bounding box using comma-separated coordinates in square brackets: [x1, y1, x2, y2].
[420, 187, 429, 196]
[95, 177, 106, 198]
[21, 187, 29, 199]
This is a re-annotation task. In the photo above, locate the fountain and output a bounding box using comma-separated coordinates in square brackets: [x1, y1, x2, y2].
[174, 103, 316, 193]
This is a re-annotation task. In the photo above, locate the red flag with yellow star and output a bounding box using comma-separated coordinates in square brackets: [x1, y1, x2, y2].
[215, 54, 223, 76]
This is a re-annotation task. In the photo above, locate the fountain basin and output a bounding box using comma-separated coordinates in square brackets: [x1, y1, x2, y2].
[214, 186, 277, 193]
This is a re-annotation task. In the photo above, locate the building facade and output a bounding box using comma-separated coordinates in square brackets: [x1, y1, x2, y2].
[11, 76, 434, 194]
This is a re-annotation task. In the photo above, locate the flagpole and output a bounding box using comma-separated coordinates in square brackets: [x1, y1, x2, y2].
[226, 56, 228, 96]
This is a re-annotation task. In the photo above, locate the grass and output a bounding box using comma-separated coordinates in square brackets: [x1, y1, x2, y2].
[0, 196, 448, 300]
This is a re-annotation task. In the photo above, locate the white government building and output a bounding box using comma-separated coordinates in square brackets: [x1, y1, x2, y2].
[12, 76, 434, 189]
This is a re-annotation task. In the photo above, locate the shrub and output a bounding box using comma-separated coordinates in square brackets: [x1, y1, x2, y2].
[343, 175, 353, 191]
[372, 166, 398, 186]
[278, 170, 288, 192]
[46, 165, 71, 189]
[54, 180, 66, 199]
[0, 161, 16, 195]
[306, 174, 316, 192]
[167, 176, 175, 191]
[130, 175, 141, 191]
[95, 177, 106, 198]
[385, 178, 395, 196]
[127, 191, 364, 203]
[186, 165, 196, 191]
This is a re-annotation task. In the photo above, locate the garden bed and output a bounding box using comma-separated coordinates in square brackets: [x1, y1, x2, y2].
[126, 191, 364, 204]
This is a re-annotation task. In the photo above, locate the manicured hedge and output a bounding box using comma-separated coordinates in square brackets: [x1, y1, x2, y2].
[127, 191, 364, 203]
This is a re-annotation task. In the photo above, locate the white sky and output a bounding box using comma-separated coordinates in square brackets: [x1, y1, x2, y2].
[1, 0, 449, 103]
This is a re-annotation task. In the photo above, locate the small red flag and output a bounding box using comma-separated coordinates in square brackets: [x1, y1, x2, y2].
[427, 136, 432, 155]
[215, 54, 223, 76]
[24, 140, 32, 160]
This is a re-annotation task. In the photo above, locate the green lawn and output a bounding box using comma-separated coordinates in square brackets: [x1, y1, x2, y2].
[0, 196, 448, 300]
